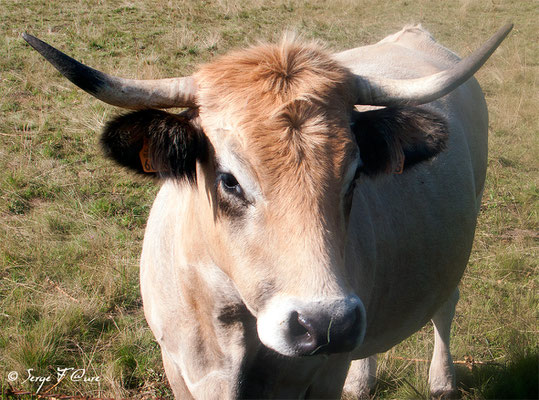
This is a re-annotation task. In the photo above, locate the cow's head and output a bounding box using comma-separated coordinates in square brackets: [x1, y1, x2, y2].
[23, 24, 511, 357]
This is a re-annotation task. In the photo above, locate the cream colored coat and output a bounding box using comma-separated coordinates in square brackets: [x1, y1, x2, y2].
[140, 26, 488, 399]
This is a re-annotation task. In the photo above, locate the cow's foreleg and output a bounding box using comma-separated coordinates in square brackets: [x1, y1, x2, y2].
[429, 287, 459, 399]
[161, 349, 195, 400]
[342, 355, 377, 399]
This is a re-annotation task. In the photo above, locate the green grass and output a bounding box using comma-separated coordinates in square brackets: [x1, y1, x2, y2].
[1, 0, 537, 398]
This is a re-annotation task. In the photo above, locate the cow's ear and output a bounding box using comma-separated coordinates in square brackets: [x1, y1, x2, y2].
[100, 109, 207, 181]
[351, 106, 449, 176]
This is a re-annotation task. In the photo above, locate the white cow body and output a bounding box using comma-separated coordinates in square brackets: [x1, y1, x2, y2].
[140, 26, 488, 398]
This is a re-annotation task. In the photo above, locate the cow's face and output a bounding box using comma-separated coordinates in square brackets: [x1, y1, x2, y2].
[189, 41, 366, 357]
[100, 40, 448, 358]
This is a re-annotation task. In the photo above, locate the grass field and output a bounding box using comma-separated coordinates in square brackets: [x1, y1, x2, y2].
[1, 0, 537, 398]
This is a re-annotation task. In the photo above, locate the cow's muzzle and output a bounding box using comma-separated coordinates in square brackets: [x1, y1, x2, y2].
[257, 295, 366, 357]
[289, 303, 363, 356]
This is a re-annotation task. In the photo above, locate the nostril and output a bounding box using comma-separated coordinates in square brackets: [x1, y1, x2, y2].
[297, 314, 315, 336]
[288, 311, 317, 353]
[288, 311, 307, 337]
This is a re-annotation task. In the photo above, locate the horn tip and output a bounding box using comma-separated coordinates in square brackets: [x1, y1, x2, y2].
[22, 32, 41, 49]
[499, 22, 514, 37]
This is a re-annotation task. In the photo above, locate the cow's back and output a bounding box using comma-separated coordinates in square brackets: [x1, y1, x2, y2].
[335, 26, 488, 357]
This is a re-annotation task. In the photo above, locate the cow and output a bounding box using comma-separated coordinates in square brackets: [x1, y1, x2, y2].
[24, 23, 512, 399]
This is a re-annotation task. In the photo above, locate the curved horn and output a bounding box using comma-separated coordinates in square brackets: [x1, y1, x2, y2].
[23, 33, 197, 109]
[355, 23, 513, 106]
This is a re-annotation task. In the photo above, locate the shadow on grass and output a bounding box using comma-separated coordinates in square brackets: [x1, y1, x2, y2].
[457, 351, 538, 399]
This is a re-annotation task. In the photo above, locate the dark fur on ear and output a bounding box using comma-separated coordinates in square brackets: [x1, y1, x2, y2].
[101, 109, 207, 181]
[351, 106, 449, 176]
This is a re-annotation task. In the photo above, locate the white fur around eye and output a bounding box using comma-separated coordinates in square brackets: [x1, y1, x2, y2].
[216, 146, 264, 205]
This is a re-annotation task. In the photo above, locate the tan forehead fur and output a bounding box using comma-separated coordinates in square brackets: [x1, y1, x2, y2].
[195, 37, 358, 214]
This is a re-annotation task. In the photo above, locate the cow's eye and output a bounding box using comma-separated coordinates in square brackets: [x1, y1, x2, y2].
[217, 172, 243, 197]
